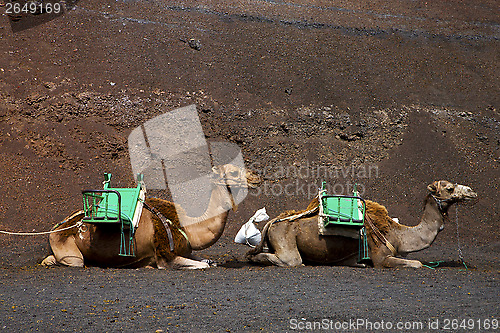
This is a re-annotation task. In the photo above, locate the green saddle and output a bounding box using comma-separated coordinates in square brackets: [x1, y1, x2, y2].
[319, 182, 365, 228]
[81, 173, 146, 257]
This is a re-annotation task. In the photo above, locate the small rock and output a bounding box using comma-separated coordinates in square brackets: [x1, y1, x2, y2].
[188, 39, 202, 51]
[477, 134, 488, 142]
[44, 82, 56, 91]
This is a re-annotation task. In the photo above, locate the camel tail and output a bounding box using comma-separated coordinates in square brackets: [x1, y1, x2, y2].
[246, 218, 277, 256]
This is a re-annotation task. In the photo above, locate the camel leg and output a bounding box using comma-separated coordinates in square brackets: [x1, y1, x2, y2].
[337, 255, 368, 268]
[188, 253, 217, 266]
[49, 234, 84, 267]
[247, 252, 293, 267]
[374, 255, 423, 269]
[248, 223, 303, 267]
[248, 248, 303, 267]
[168, 256, 210, 270]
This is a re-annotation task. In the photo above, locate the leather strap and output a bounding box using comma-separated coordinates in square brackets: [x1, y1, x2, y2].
[365, 215, 397, 256]
[143, 202, 175, 252]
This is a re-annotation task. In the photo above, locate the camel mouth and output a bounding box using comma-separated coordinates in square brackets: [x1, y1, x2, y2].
[223, 178, 260, 189]
[464, 193, 478, 200]
[453, 185, 477, 202]
[463, 193, 478, 204]
[245, 171, 263, 189]
[246, 180, 261, 189]
[462, 187, 478, 201]
[214, 165, 262, 189]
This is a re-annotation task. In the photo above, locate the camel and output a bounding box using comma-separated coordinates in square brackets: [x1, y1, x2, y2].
[42, 164, 261, 269]
[247, 180, 477, 268]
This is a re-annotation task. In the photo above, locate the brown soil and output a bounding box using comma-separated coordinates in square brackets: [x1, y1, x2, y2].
[0, 0, 498, 331]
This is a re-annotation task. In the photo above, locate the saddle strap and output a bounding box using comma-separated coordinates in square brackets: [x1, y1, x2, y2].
[143, 202, 175, 252]
[276, 206, 319, 224]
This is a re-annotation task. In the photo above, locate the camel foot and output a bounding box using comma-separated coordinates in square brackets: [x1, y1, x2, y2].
[247, 253, 301, 267]
[201, 259, 217, 267]
[406, 260, 423, 269]
[41, 255, 57, 266]
[57, 255, 84, 267]
[351, 263, 368, 268]
[170, 256, 210, 270]
[374, 256, 423, 269]
[189, 254, 217, 267]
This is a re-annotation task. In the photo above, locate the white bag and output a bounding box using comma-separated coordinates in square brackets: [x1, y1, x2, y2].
[234, 208, 269, 247]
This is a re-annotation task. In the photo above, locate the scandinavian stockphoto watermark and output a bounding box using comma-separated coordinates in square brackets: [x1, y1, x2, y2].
[127, 104, 379, 225]
[289, 317, 499, 331]
[128, 104, 249, 226]
[247, 161, 379, 199]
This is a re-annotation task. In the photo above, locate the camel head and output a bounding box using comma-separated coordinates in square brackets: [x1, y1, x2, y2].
[212, 164, 262, 189]
[427, 180, 477, 203]
[209, 164, 262, 212]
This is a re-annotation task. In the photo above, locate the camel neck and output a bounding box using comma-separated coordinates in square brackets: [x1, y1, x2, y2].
[395, 195, 447, 254]
[182, 184, 233, 250]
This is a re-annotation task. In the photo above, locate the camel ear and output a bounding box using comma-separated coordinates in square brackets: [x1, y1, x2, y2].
[427, 181, 438, 193]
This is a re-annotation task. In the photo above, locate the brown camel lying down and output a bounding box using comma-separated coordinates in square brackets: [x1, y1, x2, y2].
[247, 181, 477, 268]
[42, 164, 261, 269]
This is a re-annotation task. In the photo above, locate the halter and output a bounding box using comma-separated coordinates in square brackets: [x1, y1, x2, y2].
[430, 194, 453, 217]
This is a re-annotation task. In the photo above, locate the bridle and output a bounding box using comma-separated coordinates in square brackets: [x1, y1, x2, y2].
[430, 181, 458, 217]
[431, 194, 454, 217]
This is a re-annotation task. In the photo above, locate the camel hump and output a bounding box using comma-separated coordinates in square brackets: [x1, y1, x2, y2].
[145, 198, 182, 228]
[364, 200, 393, 234]
[305, 196, 319, 211]
[365, 200, 388, 216]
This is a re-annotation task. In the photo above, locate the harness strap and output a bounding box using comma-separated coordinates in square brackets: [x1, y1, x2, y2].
[431, 194, 452, 216]
[275, 206, 319, 224]
[142, 202, 177, 252]
[364, 215, 397, 256]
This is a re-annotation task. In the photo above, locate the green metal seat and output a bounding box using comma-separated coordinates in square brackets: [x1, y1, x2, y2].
[319, 182, 365, 228]
[82, 173, 145, 257]
[318, 182, 369, 263]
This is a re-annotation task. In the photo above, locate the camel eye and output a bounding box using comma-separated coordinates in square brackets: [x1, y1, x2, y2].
[447, 187, 454, 193]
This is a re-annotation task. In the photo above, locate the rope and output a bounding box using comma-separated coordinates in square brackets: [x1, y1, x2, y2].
[455, 205, 468, 270]
[422, 204, 468, 270]
[0, 222, 82, 236]
[422, 261, 445, 269]
[275, 206, 319, 224]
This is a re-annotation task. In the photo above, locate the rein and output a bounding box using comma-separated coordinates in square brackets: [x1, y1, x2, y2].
[364, 215, 397, 256]
[427, 195, 469, 270]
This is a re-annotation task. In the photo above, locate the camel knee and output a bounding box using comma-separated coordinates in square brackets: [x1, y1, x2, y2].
[58, 256, 84, 267]
[248, 253, 300, 267]
[279, 255, 302, 267]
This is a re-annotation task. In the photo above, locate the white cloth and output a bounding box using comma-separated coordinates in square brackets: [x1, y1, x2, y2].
[234, 208, 269, 246]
